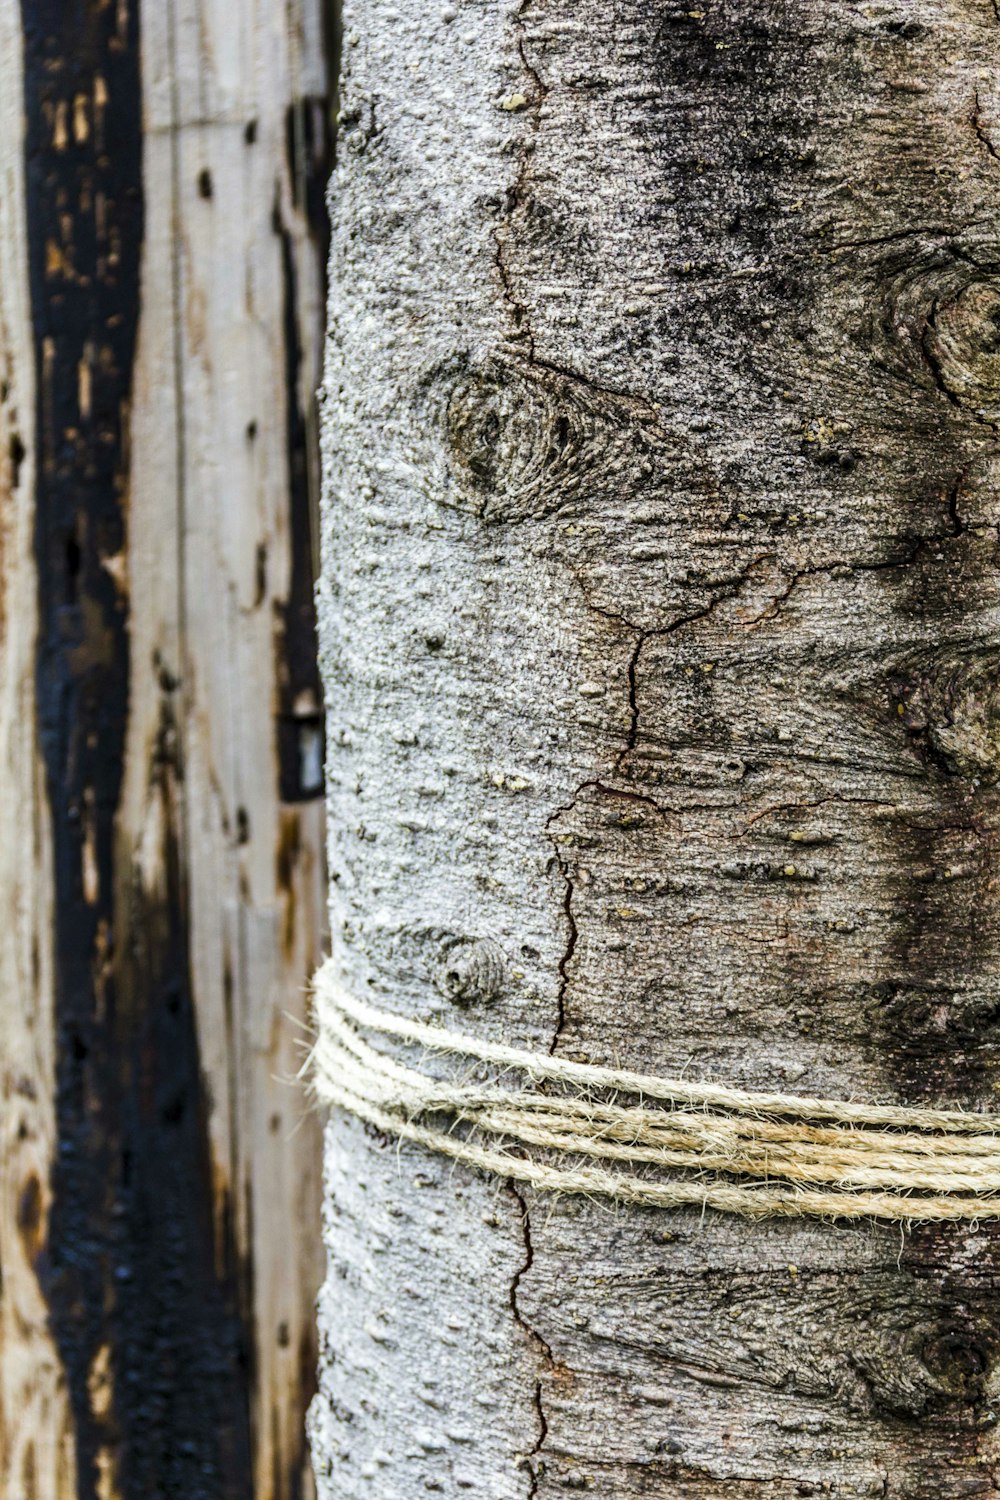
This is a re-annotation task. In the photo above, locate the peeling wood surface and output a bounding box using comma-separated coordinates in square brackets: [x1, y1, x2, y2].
[314, 1, 1000, 1497]
[0, 2, 330, 1497]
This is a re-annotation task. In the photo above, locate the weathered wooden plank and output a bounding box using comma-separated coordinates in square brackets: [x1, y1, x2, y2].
[139, 7, 330, 1492]
[0, 2, 330, 1496]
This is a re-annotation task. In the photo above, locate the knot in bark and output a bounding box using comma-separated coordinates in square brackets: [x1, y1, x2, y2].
[893, 649, 1000, 782]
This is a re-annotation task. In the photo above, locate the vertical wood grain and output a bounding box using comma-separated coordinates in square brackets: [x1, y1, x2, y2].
[143, 5, 331, 1495]
[135, 4, 330, 1492]
[0, 5, 76, 1495]
[1, 3, 331, 1497]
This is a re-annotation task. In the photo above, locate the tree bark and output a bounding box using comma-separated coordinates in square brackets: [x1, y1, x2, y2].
[314, 1, 1000, 1496]
[0, 4, 332, 1497]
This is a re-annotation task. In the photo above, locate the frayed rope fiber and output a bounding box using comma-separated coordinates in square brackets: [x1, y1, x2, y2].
[310, 959, 1000, 1222]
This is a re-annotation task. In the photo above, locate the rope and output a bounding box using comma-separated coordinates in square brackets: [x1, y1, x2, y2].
[310, 959, 1000, 1222]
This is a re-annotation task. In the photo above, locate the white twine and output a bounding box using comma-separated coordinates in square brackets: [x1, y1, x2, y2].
[309, 959, 1000, 1222]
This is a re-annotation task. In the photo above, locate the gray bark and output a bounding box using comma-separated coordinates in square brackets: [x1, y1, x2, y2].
[313, 1, 1000, 1495]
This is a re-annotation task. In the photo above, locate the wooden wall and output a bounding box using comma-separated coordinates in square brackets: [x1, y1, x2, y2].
[0, 4, 332, 1497]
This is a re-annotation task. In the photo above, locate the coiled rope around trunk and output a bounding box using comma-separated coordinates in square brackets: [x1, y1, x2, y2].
[310, 960, 1000, 1222]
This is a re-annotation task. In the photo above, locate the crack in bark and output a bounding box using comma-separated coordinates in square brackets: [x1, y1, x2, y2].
[829, 223, 973, 255]
[947, 464, 970, 535]
[511, 345, 666, 422]
[493, 2, 549, 357]
[567, 573, 640, 637]
[507, 1182, 552, 1499]
[580, 515, 984, 810]
[545, 809, 579, 1055]
[920, 301, 963, 411]
[516, 3, 547, 104]
[543, 780, 671, 1061]
[735, 792, 898, 835]
[612, 554, 776, 771]
[490, 82, 581, 1475]
[741, 525, 978, 631]
[622, 629, 645, 763]
[494, 229, 534, 357]
[591, 780, 672, 813]
[577, 522, 974, 782]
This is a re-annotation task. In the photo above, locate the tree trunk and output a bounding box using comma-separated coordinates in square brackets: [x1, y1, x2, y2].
[0, 4, 332, 1497]
[313, 1, 1000, 1495]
